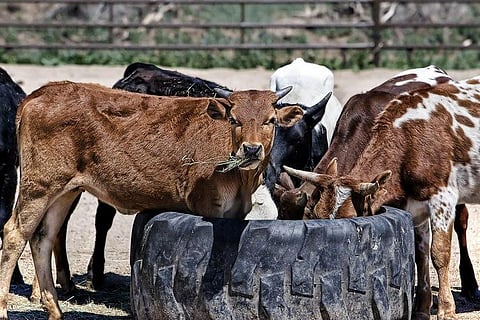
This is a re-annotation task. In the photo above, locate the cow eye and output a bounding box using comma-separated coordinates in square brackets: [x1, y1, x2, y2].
[263, 117, 276, 126]
[229, 117, 239, 125]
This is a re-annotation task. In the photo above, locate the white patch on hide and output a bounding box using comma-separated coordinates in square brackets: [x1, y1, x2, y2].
[332, 185, 351, 219]
[393, 65, 448, 87]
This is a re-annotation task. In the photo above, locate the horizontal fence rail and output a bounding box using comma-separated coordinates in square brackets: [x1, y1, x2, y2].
[0, 0, 479, 66]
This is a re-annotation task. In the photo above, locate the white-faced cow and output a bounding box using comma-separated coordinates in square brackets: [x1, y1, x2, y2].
[0, 68, 26, 286]
[0, 81, 303, 319]
[284, 75, 480, 319]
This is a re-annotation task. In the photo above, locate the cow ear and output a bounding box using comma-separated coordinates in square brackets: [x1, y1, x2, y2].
[355, 182, 378, 196]
[353, 170, 391, 196]
[373, 170, 392, 186]
[207, 99, 228, 120]
[276, 106, 304, 127]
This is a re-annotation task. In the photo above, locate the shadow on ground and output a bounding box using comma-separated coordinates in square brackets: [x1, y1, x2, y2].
[9, 272, 131, 319]
[430, 286, 480, 315]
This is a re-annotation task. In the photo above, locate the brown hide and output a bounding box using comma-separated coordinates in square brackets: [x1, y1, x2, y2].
[16, 81, 301, 220]
[0, 81, 305, 319]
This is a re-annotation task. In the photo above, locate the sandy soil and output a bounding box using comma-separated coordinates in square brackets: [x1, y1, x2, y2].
[3, 64, 480, 319]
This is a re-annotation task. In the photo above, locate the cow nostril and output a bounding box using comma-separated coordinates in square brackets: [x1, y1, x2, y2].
[243, 144, 262, 158]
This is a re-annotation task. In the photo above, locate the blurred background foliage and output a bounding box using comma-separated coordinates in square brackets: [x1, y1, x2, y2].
[0, 1, 479, 69]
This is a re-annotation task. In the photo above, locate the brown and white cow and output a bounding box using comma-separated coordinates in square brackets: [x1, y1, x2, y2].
[0, 81, 303, 319]
[280, 65, 480, 300]
[284, 76, 480, 319]
[278, 66, 452, 215]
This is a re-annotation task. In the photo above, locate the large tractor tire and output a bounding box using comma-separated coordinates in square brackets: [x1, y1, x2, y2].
[130, 207, 415, 320]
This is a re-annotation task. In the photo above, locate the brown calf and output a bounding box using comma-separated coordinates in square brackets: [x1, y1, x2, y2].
[0, 81, 303, 319]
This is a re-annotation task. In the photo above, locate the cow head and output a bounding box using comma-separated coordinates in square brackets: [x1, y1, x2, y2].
[274, 172, 308, 220]
[264, 92, 331, 191]
[283, 159, 391, 219]
[209, 87, 303, 171]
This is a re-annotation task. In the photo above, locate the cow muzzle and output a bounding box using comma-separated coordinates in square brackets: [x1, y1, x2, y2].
[237, 143, 264, 170]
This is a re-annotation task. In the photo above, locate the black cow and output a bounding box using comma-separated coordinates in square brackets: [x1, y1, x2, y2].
[0, 68, 26, 285]
[112, 62, 231, 96]
[264, 94, 331, 192]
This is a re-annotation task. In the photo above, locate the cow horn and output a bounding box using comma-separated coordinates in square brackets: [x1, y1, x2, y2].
[214, 87, 233, 99]
[357, 182, 378, 196]
[283, 165, 331, 186]
[275, 86, 293, 100]
[303, 92, 332, 126]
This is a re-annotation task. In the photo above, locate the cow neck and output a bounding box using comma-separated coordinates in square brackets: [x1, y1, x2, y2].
[349, 127, 405, 210]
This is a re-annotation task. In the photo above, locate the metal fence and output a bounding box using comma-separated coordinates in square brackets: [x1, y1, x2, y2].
[1, 0, 479, 66]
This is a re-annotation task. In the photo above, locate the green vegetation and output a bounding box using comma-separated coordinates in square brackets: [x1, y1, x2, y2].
[0, 2, 479, 70]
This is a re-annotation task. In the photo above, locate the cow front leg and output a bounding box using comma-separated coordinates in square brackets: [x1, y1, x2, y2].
[454, 204, 480, 300]
[413, 220, 432, 320]
[87, 200, 116, 290]
[430, 195, 456, 320]
[431, 224, 456, 319]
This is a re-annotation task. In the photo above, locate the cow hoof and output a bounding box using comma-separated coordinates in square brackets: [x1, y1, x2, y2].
[86, 276, 104, 291]
[61, 281, 76, 295]
[56, 278, 75, 295]
[86, 256, 106, 290]
[130, 207, 415, 319]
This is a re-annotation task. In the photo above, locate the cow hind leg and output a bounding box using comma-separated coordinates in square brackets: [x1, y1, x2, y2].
[0, 224, 28, 319]
[31, 194, 81, 303]
[412, 220, 432, 320]
[87, 200, 116, 290]
[53, 193, 82, 294]
[30, 191, 80, 320]
[454, 204, 480, 300]
[0, 195, 51, 319]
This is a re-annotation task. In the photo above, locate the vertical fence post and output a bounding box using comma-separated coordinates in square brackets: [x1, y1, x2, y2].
[371, 0, 382, 67]
[108, 2, 114, 45]
[240, 2, 246, 45]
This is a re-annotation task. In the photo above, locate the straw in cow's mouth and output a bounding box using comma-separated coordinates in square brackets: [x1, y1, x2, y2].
[215, 155, 251, 173]
[181, 154, 249, 172]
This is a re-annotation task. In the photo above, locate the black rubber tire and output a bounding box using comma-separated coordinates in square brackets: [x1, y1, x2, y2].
[130, 206, 415, 320]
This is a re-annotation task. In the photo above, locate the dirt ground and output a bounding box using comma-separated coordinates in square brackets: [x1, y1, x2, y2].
[3, 64, 480, 319]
